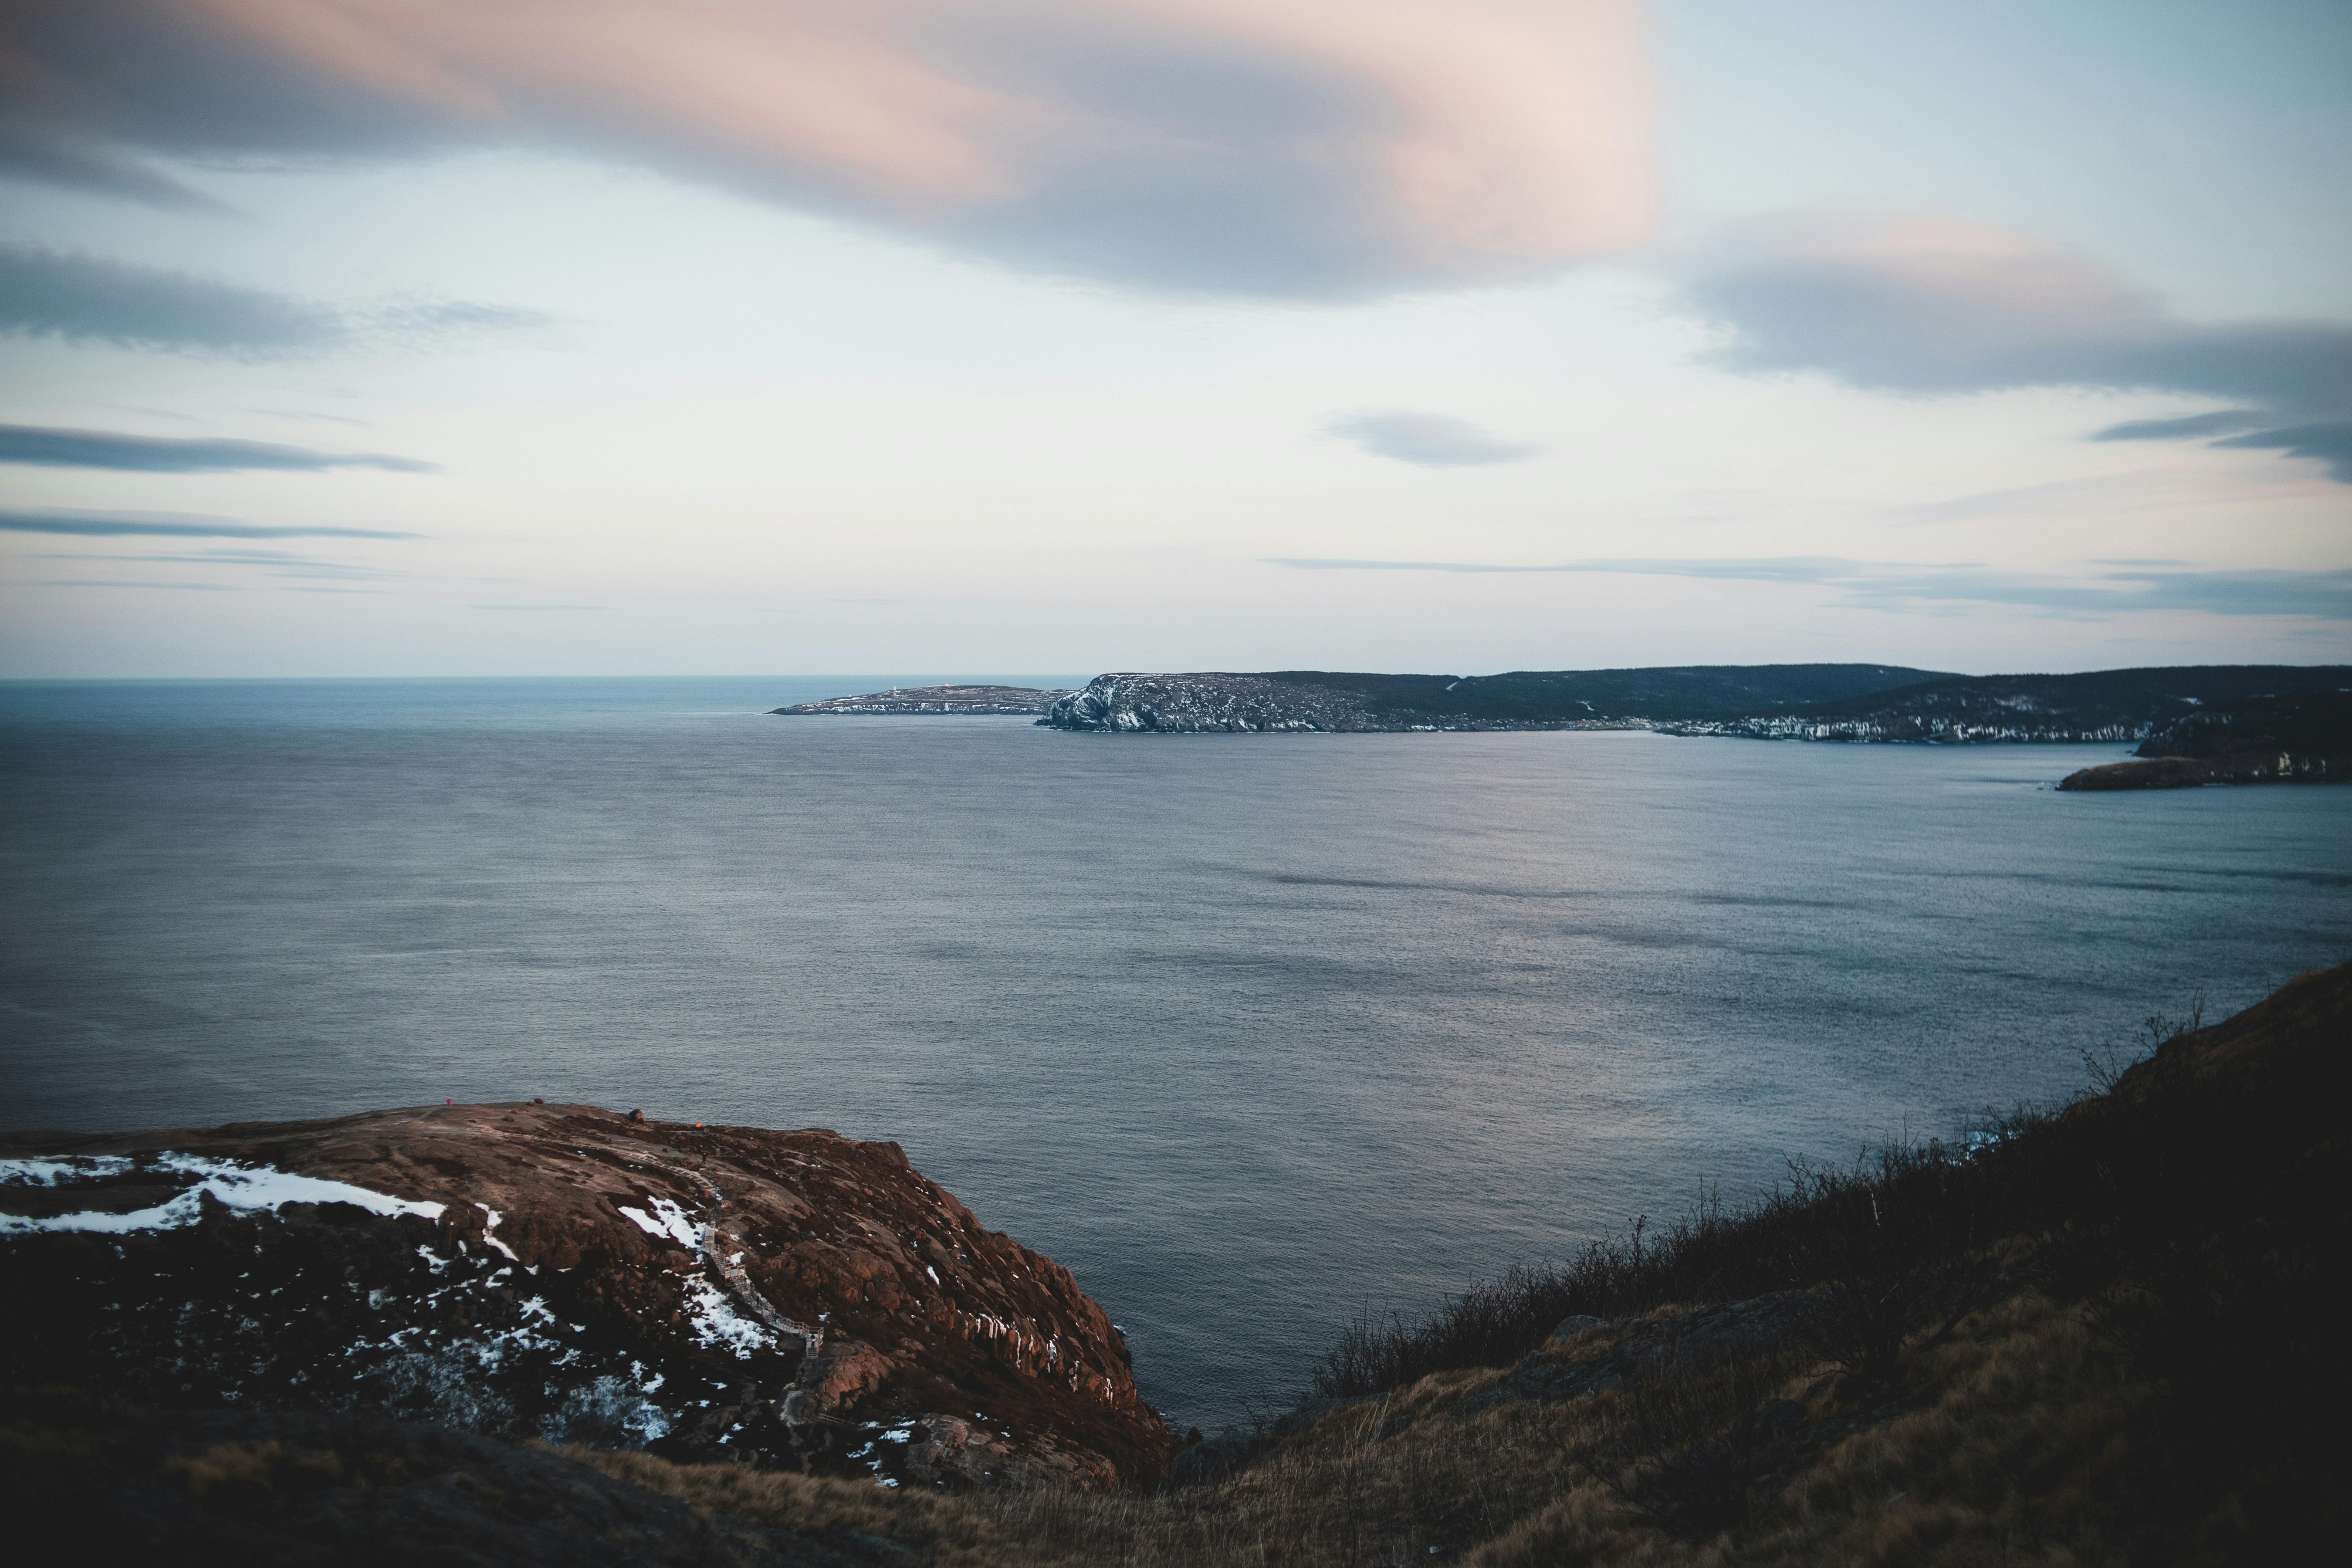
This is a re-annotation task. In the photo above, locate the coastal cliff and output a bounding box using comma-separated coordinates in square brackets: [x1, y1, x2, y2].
[1043, 672, 1390, 732]
[0, 1103, 1175, 1491]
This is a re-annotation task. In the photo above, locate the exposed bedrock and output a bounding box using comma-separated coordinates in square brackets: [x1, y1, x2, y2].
[0, 1103, 1176, 1489]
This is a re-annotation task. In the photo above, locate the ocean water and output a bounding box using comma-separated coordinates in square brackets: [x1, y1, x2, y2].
[4, 676, 2349, 1431]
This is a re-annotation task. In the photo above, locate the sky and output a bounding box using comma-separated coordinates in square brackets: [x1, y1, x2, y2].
[1, 0, 2347, 678]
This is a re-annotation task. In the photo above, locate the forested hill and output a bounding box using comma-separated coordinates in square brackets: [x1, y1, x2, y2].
[1040, 663, 2352, 738]
[1257, 664, 1951, 724]
[1664, 664, 2352, 743]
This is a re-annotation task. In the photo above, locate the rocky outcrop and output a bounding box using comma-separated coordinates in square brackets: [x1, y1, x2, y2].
[0, 1103, 1176, 1490]
[1039, 672, 1649, 732]
[1042, 672, 1388, 732]
[771, 685, 1073, 716]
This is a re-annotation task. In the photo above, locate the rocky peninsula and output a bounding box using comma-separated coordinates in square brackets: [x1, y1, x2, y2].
[0, 1102, 1175, 1492]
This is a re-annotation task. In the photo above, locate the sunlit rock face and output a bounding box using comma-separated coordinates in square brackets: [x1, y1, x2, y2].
[0, 1103, 1176, 1489]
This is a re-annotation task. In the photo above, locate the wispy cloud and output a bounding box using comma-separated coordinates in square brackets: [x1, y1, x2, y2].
[0, 1, 1654, 298]
[1675, 215, 2352, 482]
[36, 546, 399, 582]
[2091, 411, 2266, 443]
[0, 508, 421, 539]
[0, 426, 435, 473]
[1265, 555, 2352, 619]
[249, 408, 370, 427]
[0, 242, 551, 359]
[1327, 410, 1540, 467]
[36, 579, 234, 591]
[2209, 422, 2352, 482]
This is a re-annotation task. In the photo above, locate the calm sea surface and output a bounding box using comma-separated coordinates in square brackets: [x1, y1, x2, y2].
[5, 677, 2349, 1429]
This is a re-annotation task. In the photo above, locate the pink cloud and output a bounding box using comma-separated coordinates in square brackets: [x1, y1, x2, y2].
[3, 0, 1656, 294]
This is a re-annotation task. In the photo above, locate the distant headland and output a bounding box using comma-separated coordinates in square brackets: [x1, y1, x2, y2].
[771, 683, 1074, 716]
[771, 666, 2351, 788]
[1036, 665, 2351, 789]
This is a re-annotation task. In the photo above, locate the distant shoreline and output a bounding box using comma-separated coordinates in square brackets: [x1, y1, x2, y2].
[770, 683, 1073, 717]
[1012, 667, 2349, 786]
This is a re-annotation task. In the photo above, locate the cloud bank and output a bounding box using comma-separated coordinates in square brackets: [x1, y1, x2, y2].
[0, 425, 436, 472]
[1328, 410, 1540, 467]
[1676, 216, 2352, 481]
[1267, 555, 2352, 620]
[0, 242, 549, 357]
[0, 0, 1654, 298]
[0, 507, 420, 538]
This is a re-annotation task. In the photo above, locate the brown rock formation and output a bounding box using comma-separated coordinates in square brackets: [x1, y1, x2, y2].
[0, 1104, 1176, 1490]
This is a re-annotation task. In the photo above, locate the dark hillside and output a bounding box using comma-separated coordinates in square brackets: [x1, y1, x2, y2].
[2134, 686, 2352, 759]
[1668, 663, 2352, 742]
[1260, 664, 1953, 723]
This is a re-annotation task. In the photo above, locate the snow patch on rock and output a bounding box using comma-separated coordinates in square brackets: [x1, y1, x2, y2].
[617, 1195, 701, 1250]
[0, 1153, 444, 1234]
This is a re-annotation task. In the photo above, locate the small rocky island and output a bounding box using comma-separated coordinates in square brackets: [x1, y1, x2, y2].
[772, 684, 1073, 716]
[1, 1102, 1175, 1491]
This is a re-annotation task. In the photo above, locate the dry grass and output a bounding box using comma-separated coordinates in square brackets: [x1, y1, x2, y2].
[570, 1287, 2143, 1567]
[565, 966, 2352, 1565]
[161, 1438, 359, 1497]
